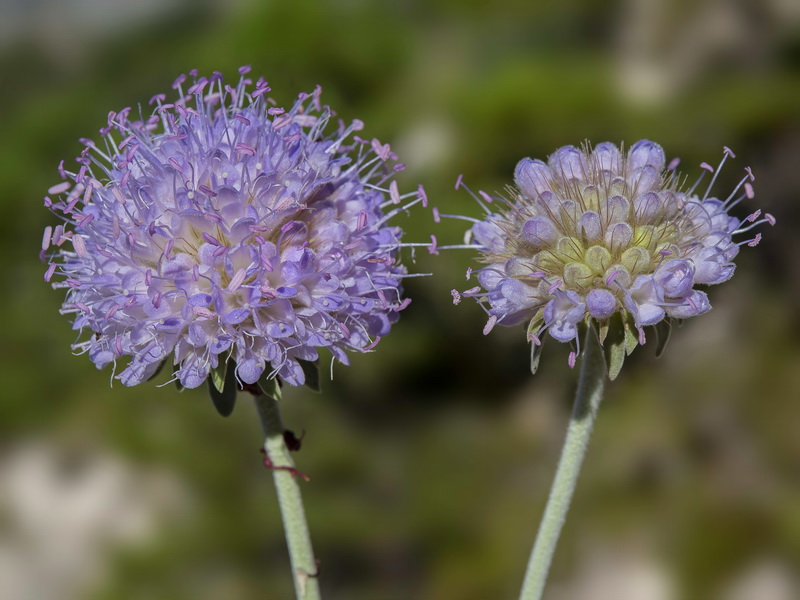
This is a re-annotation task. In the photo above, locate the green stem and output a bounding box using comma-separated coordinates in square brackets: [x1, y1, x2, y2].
[254, 393, 321, 600]
[518, 326, 607, 600]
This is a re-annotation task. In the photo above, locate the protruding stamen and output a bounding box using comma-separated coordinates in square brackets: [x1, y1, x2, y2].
[192, 306, 216, 319]
[389, 180, 400, 204]
[64, 194, 82, 214]
[434, 244, 482, 250]
[745, 209, 761, 223]
[371, 138, 391, 161]
[364, 336, 381, 351]
[252, 84, 270, 99]
[482, 315, 498, 335]
[702, 151, 730, 202]
[722, 173, 754, 208]
[42, 226, 52, 251]
[44, 263, 57, 282]
[433, 211, 481, 225]
[227, 268, 247, 292]
[48, 182, 71, 195]
[202, 232, 221, 246]
[396, 298, 412, 311]
[734, 217, 772, 234]
[234, 142, 256, 156]
[547, 280, 562, 294]
[418, 185, 428, 207]
[451, 289, 461, 305]
[686, 168, 708, 195]
[337, 321, 351, 337]
[356, 210, 368, 231]
[458, 179, 492, 214]
[73, 234, 87, 257]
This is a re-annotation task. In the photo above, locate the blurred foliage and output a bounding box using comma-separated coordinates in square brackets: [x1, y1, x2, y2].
[1, 0, 799, 598]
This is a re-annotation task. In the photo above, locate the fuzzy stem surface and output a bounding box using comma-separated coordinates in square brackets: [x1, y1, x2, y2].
[518, 326, 607, 600]
[254, 393, 321, 600]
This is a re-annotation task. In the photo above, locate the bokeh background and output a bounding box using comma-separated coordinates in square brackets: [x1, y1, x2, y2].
[2, 0, 799, 598]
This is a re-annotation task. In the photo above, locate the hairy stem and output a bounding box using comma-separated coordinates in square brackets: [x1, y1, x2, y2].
[518, 326, 607, 600]
[254, 393, 321, 600]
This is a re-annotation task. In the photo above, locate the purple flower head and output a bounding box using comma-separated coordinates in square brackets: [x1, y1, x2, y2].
[446, 141, 773, 375]
[42, 69, 424, 389]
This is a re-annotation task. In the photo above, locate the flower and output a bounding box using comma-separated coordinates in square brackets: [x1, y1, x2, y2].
[41, 68, 424, 389]
[447, 141, 773, 374]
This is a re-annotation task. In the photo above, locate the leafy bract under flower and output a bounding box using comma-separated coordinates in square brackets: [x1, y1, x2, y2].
[42, 68, 424, 389]
[447, 141, 773, 376]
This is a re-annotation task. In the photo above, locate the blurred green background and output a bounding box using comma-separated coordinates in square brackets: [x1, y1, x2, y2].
[2, 0, 799, 598]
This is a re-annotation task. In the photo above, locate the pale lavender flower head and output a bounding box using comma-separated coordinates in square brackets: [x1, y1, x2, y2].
[41, 68, 424, 389]
[447, 141, 773, 375]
